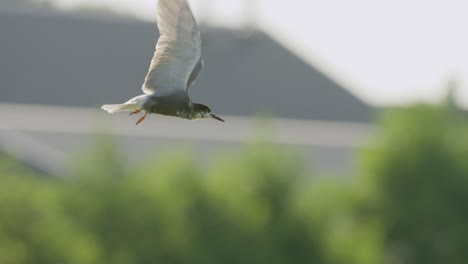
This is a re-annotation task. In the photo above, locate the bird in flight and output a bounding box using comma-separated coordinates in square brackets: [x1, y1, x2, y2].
[101, 0, 224, 125]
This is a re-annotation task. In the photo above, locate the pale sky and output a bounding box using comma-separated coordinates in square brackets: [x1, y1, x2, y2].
[46, 0, 468, 107]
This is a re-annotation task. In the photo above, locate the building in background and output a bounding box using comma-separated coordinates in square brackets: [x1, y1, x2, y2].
[0, 3, 375, 176]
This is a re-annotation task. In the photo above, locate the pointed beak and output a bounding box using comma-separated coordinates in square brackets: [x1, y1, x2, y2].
[210, 113, 225, 122]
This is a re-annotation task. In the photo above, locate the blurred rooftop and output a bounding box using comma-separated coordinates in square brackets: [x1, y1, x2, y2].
[0, 9, 376, 176]
[1, 11, 374, 122]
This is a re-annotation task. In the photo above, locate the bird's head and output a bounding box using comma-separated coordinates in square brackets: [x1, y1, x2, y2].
[191, 103, 225, 122]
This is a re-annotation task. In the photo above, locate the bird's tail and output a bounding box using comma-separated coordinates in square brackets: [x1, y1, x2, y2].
[101, 103, 139, 114]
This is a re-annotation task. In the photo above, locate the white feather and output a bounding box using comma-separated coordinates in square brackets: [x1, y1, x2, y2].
[101, 95, 149, 114]
[142, 0, 202, 95]
[101, 103, 139, 114]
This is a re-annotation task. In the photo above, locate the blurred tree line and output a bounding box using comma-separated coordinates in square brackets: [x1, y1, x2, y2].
[0, 103, 467, 263]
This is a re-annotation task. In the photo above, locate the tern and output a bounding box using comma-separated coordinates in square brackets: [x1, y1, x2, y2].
[101, 0, 225, 125]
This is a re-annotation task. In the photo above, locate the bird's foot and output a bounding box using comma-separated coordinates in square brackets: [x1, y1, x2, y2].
[136, 112, 148, 126]
[130, 109, 142, 116]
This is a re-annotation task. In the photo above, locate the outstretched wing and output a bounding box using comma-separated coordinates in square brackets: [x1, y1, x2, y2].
[142, 0, 202, 95]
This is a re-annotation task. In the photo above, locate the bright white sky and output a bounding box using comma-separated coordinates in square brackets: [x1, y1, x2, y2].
[47, 0, 468, 107]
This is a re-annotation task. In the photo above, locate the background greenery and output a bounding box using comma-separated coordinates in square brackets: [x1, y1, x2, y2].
[1, 104, 467, 263]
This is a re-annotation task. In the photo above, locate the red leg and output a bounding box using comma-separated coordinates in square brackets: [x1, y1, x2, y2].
[130, 109, 142, 116]
[136, 112, 148, 126]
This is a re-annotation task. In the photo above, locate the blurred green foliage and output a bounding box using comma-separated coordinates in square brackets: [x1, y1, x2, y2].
[0, 104, 467, 263]
[362, 104, 468, 264]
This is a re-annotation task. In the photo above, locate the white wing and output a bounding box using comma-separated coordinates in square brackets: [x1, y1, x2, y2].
[142, 0, 202, 95]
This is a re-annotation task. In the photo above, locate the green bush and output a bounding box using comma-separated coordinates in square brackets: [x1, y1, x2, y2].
[0, 159, 100, 264]
[362, 104, 468, 263]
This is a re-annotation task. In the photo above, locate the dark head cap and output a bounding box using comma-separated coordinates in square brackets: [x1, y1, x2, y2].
[192, 103, 212, 113]
[192, 103, 225, 122]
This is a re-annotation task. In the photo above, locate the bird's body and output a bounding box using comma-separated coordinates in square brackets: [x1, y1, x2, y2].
[101, 0, 224, 125]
